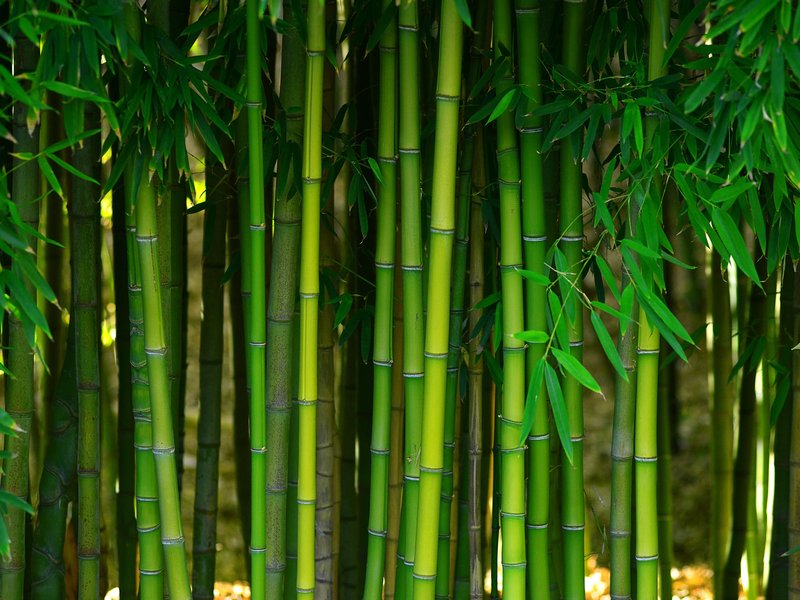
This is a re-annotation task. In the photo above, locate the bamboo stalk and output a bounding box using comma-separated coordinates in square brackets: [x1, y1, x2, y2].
[610, 267, 638, 600]
[412, 2, 463, 597]
[136, 170, 192, 599]
[789, 263, 800, 600]
[71, 109, 101, 600]
[191, 148, 229, 599]
[265, 12, 305, 596]
[1, 24, 40, 600]
[363, 0, 398, 593]
[296, 0, 325, 594]
[244, 0, 267, 597]
[398, 0, 425, 594]
[30, 325, 76, 599]
[710, 250, 733, 597]
[559, 1, 587, 596]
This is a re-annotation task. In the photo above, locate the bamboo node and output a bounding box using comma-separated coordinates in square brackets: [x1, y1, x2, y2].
[522, 235, 547, 242]
[634, 455, 657, 462]
[635, 554, 659, 562]
[499, 511, 525, 520]
[412, 572, 437, 581]
[561, 524, 585, 531]
[367, 528, 388, 538]
[526, 522, 548, 530]
[435, 94, 460, 103]
[527, 433, 550, 441]
[249, 546, 267, 554]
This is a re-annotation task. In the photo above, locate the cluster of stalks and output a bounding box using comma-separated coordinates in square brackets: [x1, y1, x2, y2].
[2, 1, 800, 600]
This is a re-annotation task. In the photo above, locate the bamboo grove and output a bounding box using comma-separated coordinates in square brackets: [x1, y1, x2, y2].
[3, 0, 800, 599]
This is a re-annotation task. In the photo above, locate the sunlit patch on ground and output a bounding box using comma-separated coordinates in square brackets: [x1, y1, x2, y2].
[105, 581, 252, 600]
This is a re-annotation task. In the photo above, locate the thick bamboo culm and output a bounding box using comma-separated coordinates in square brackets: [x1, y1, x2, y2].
[297, 0, 325, 595]
[559, 2, 587, 597]
[411, 1, 464, 597]
[363, 0, 398, 594]
[398, 0, 425, 594]
[265, 10, 305, 597]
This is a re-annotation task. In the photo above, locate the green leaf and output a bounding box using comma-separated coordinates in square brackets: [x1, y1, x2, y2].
[36, 156, 62, 198]
[487, 88, 517, 125]
[474, 291, 501, 310]
[0, 490, 33, 515]
[516, 268, 549, 286]
[365, 1, 398, 53]
[552, 347, 601, 394]
[591, 311, 628, 382]
[453, 0, 472, 28]
[513, 330, 549, 344]
[520, 359, 545, 445]
[711, 207, 762, 288]
[544, 362, 573, 464]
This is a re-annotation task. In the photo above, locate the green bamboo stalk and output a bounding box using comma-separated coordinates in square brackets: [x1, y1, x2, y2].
[71, 110, 101, 600]
[265, 12, 305, 596]
[515, 0, 551, 595]
[656, 336, 673, 600]
[453, 403, 470, 599]
[244, 0, 267, 597]
[723, 255, 767, 597]
[468, 126, 486, 600]
[760, 270, 778, 588]
[398, 0, 425, 594]
[285, 312, 301, 600]
[385, 232, 405, 600]
[30, 325, 76, 599]
[412, 2, 463, 597]
[789, 263, 800, 600]
[710, 251, 734, 598]
[127, 173, 164, 600]
[191, 151, 229, 599]
[559, 1, 587, 596]
[609, 267, 638, 600]
[296, 0, 325, 594]
[363, 0, 398, 594]
[0, 25, 40, 600]
[136, 170, 192, 599]
[436, 98, 471, 596]
[766, 261, 793, 599]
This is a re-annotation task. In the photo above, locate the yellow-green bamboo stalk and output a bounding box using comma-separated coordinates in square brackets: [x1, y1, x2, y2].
[363, 1, 398, 594]
[296, 0, 325, 594]
[412, 1, 464, 598]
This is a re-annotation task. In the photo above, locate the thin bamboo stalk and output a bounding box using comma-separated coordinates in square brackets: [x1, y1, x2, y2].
[468, 127, 486, 600]
[71, 110, 101, 600]
[789, 263, 800, 600]
[398, 0, 425, 594]
[0, 25, 40, 600]
[412, 4, 464, 597]
[136, 170, 192, 599]
[245, 0, 267, 597]
[265, 13, 305, 597]
[710, 252, 734, 598]
[363, 0, 398, 593]
[285, 312, 301, 600]
[191, 149, 229, 599]
[610, 267, 638, 600]
[30, 325, 77, 599]
[296, 0, 325, 594]
[559, 1, 587, 596]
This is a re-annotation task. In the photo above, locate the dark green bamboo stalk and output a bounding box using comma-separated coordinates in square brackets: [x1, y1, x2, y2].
[317, 222, 336, 600]
[559, 2, 587, 596]
[710, 251, 733, 598]
[515, 0, 551, 595]
[112, 142, 136, 600]
[265, 13, 305, 596]
[71, 110, 101, 600]
[363, 1, 398, 594]
[297, 0, 325, 594]
[191, 152, 229, 599]
[610, 268, 638, 600]
[30, 325, 76, 599]
[412, 2, 463, 597]
[656, 335, 673, 600]
[0, 25, 40, 600]
[398, 0, 425, 594]
[790, 263, 800, 600]
[285, 312, 300, 600]
[454, 403, 470, 599]
[136, 170, 192, 599]
[767, 261, 793, 598]
[723, 255, 767, 597]
[468, 126, 486, 600]
[244, 1, 267, 597]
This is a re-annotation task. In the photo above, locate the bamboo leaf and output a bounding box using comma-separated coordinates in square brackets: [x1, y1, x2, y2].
[36, 156, 62, 198]
[552, 347, 601, 394]
[0, 490, 33, 515]
[513, 330, 549, 344]
[515, 268, 549, 286]
[453, 0, 472, 28]
[591, 311, 628, 382]
[711, 207, 762, 288]
[544, 362, 573, 464]
[486, 88, 517, 125]
[520, 359, 545, 445]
